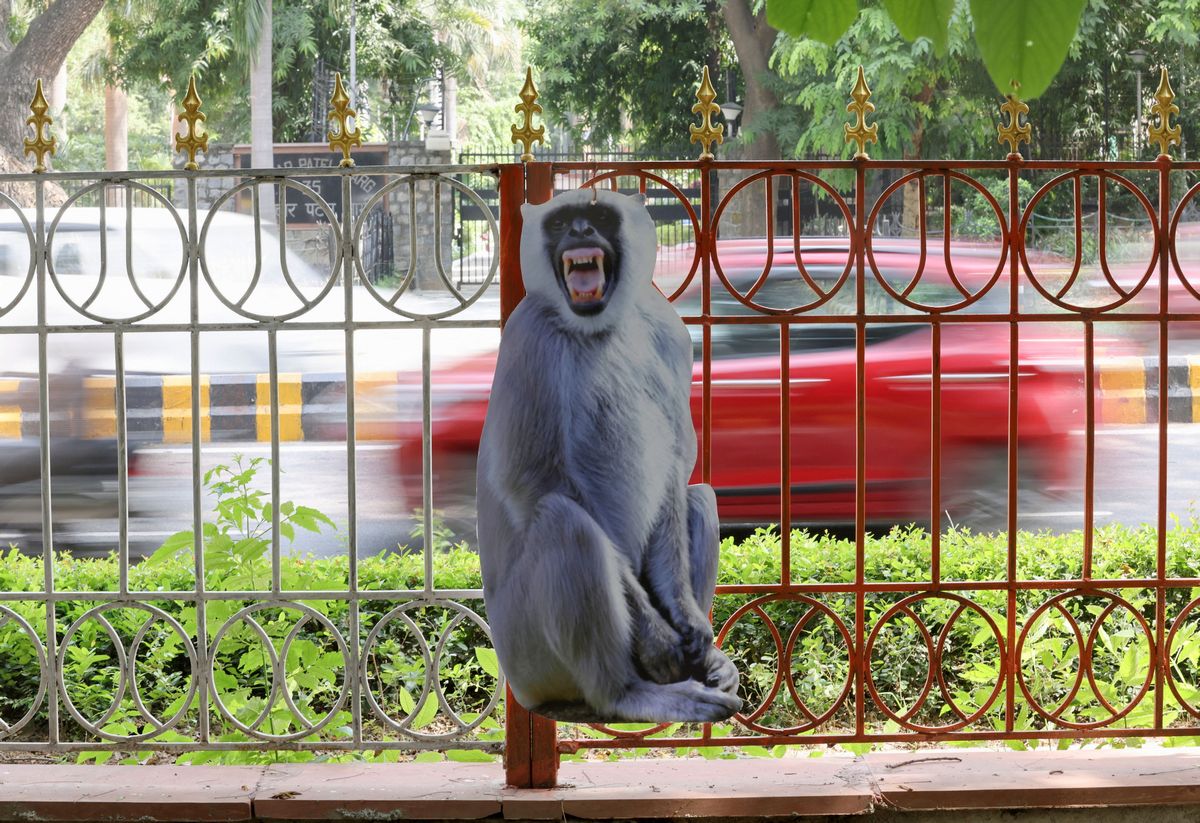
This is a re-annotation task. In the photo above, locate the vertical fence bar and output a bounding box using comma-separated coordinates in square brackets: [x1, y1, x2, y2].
[1083, 318, 1096, 579]
[115, 330, 129, 596]
[780, 323, 791, 586]
[34, 176, 57, 746]
[422, 324, 433, 595]
[340, 169, 363, 748]
[701, 164, 713, 486]
[187, 172, 210, 743]
[1155, 154, 1172, 729]
[1005, 157, 1020, 733]
[853, 157, 867, 737]
[930, 320, 941, 587]
[525, 161, 558, 789]
[268, 326, 282, 594]
[700, 159, 717, 748]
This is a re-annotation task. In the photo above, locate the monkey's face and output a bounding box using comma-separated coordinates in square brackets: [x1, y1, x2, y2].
[520, 189, 656, 330]
[543, 203, 621, 316]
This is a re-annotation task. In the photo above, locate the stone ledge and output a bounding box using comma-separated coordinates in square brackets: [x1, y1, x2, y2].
[1, 750, 1200, 821]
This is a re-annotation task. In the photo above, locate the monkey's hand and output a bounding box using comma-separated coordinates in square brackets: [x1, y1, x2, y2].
[633, 607, 688, 684]
[675, 603, 720, 673]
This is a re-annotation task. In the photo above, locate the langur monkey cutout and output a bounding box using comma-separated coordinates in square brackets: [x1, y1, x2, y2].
[477, 188, 741, 722]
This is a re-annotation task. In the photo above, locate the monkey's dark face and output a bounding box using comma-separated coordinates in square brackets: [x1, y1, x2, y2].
[543, 202, 621, 316]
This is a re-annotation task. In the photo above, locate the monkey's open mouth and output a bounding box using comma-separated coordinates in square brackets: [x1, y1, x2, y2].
[562, 247, 609, 306]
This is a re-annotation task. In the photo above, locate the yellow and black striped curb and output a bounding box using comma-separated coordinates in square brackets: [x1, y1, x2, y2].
[0, 372, 406, 442]
[1097, 356, 1199, 425]
[1, 358, 1197, 442]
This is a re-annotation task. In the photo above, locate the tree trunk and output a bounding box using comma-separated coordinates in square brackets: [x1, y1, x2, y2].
[900, 87, 931, 236]
[250, 0, 275, 220]
[720, 0, 780, 162]
[0, 0, 105, 158]
[105, 84, 128, 205]
[720, 0, 782, 238]
[50, 62, 67, 133]
[0, 0, 103, 205]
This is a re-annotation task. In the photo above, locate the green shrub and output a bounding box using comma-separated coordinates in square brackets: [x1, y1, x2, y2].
[5, 459, 1200, 761]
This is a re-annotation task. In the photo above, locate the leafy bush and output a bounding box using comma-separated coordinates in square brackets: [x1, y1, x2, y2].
[5, 459, 1200, 762]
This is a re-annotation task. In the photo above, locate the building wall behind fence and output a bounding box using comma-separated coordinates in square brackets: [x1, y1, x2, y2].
[173, 141, 454, 289]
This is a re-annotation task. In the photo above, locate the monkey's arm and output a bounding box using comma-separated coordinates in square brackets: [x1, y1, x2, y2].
[640, 499, 713, 662]
[617, 563, 688, 684]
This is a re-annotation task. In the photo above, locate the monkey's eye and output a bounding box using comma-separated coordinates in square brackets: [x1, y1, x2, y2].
[547, 216, 566, 232]
[591, 209, 614, 227]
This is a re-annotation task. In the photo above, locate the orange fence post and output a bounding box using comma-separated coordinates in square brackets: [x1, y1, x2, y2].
[498, 160, 559, 789]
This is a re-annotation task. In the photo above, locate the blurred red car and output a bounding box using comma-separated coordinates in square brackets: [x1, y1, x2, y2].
[392, 238, 1120, 531]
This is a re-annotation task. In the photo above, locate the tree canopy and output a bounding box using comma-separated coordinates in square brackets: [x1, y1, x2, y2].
[525, 0, 1197, 163]
[770, 0, 1198, 161]
[766, 0, 1090, 100]
[523, 0, 729, 153]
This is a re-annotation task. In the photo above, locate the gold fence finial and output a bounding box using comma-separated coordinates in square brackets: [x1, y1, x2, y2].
[175, 75, 209, 171]
[23, 79, 55, 173]
[511, 67, 545, 163]
[327, 73, 362, 168]
[689, 65, 723, 161]
[844, 66, 878, 159]
[997, 95, 1031, 157]
[1149, 66, 1182, 158]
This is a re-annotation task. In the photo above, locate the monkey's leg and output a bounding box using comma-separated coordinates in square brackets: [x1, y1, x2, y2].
[686, 484, 720, 615]
[686, 483, 740, 696]
[520, 493, 740, 722]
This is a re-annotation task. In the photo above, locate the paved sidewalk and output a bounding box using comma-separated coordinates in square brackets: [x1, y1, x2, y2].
[3, 749, 1200, 820]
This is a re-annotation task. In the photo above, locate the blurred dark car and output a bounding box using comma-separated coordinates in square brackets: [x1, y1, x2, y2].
[0, 438, 121, 550]
[0, 373, 121, 551]
[388, 238, 1126, 532]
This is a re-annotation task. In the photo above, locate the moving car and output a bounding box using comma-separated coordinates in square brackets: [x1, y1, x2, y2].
[389, 237, 1119, 533]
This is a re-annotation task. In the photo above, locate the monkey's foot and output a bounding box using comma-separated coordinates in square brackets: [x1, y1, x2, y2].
[611, 679, 742, 723]
[701, 646, 740, 696]
[532, 680, 741, 724]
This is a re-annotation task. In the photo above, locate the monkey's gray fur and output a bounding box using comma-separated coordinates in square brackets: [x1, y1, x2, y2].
[476, 188, 741, 722]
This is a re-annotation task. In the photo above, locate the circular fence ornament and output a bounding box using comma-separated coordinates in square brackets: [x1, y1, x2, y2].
[353, 175, 500, 319]
[57, 602, 198, 742]
[0, 606, 48, 740]
[710, 170, 855, 314]
[865, 171, 1008, 313]
[1018, 171, 1159, 313]
[716, 593, 855, 735]
[207, 601, 350, 742]
[47, 182, 188, 324]
[864, 593, 1006, 733]
[361, 600, 503, 741]
[199, 180, 342, 322]
[1162, 594, 1200, 720]
[1016, 590, 1156, 730]
[0, 193, 35, 320]
[1170, 182, 1200, 304]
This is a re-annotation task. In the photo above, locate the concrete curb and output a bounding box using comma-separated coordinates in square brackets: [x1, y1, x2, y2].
[0, 372, 399, 443]
[1, 357, 1196, 442]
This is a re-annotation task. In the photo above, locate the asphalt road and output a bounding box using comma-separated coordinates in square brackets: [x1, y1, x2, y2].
[23, 424, 1200, 559]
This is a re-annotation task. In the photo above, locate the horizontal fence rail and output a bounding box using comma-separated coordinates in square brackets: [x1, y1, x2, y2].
[2, 152, 1200, 784]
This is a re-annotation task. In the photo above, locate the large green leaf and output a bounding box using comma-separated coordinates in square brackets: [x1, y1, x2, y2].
[882, 0, 954, 56]
[766, 0, 859, 46]
[969, 0, 1087, 100]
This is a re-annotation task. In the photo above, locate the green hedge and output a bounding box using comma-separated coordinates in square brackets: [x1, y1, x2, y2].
[6, 518, 1200, 764]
